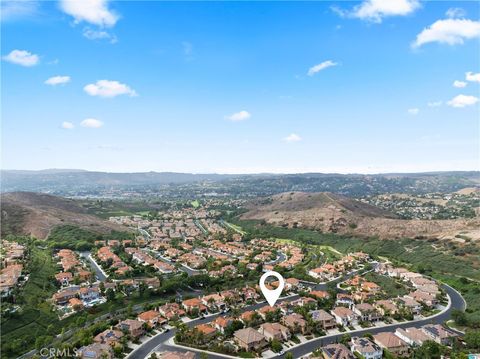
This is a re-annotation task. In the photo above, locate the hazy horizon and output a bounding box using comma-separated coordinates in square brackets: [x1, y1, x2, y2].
[2, 167, 479, 176]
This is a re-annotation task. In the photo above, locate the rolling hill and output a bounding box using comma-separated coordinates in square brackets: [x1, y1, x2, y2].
[0, 192, 130, 239]
[241, 191, 480, 240]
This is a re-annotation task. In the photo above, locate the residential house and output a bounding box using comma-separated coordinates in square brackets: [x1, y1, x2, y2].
[115, 319, 145, 339]
[373, 332, 409, 357]
[137, 310, 166, 327]
[331, 307, 356, 327]
[258, 322, 291, 342]
[321, 343, 356, 359]
[78, 343, 113, 359]
[361, 281, 381, 294]
[397, 296, 422, 315]
[310, 310, 336, 330]
[158, 303, 186, 320]
[234, 327, 267, 351]
[374, 300, 398, 316]
[351, 337, 383, 359]
[93, 329, 124, 347]
[194, 324, 217, 341]
[201, 293, 225, 310]
[79, 287, 100, 302]
[69, 298, 84, 311]
[395, 327, 430, 347]
[240, 310, 256, 323]
[407, 291, 438, 307]
[353, 303, 382, 322]
[213, 316, 233, 334]
[52, 287, 78, 305]
[336, 293, 354, 308]
[421, 324, 458, 345]
[282, 313, 308, 334]
[285, 278, 300, 291]
[182, 298, 207, 314]
[258, 305, 278, 319]
[310, 290, 330, 300]
[55, 272, 73, 286]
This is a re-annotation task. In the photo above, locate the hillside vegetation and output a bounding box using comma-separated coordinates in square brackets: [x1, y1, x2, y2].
[0, 192, 131, 239]
[242, 191, 480, 240]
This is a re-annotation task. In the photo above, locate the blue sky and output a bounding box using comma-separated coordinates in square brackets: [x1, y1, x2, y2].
[1, 0, 479, 173]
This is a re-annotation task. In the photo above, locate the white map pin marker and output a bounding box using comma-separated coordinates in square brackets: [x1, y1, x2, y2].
[260, 271, 285, 307]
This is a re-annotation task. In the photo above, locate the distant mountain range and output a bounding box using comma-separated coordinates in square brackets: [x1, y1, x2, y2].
[1, 169, 479, 197]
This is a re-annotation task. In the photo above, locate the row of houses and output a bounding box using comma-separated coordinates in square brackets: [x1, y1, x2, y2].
[376, 263, 442, 308]
[318, 324, 458, 359]
[54, 249, 93, 286]
[309, 252, 370, 282]
[125, 247, 175, 273]
[0, 240, 26, 297]
[96, 246, 132, 275]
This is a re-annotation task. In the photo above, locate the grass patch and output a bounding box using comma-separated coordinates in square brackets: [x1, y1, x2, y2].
[191, 200, 200, 208]
[363, 272, 409, 297]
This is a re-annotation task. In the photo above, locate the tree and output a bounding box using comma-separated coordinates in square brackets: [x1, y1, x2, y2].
[451, 309, 468, 327]
[271, 338, 282, 353]
[285, 353, 293, 359]
[414, 340, 444, 359]
[224, 320, 244, 337]
[465, 329, 480, 350]
[340, 333, 352, 345]
[99, 282, 105, 295]
[114, 345, 124, 357]
[106, 288, 115, 301]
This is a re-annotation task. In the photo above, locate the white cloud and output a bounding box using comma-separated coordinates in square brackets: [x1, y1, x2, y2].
[283, 133, 302, 143]
[83, 27, 117, 43]
[226, 110, 251, 122]
[447, 94, 479, 108]
[2, 49, 39, 66]
[45, 75, 71, 86]
[412, 18, 480, 48]
[408, 108, 419, 115]
[80, 118, 103, 128]
[1, 0, 39, 22]
[453, 80, 467, 88]
[84, 80, 137, 98]
[307, 60, 337, 76]
[59, 0, 119, 27]
[333, 0, 420, 23]
[466, 72, 480, 83]
[427, 101, 442, 107]
[445, 7, 466, 19]
[61, 121, 74, 129]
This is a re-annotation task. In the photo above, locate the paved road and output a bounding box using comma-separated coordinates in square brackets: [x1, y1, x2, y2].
[127, 266, 371, 359]
[146, 249, 203, 277]
[266, 252, 287, 266]
[79, 251, 107, 281]
[128, 280, 465, 359]
[283, 283, 465, 358]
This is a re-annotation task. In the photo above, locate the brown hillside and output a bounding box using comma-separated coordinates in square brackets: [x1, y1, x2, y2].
[241, 191, 480, 240]
[1, 192, 130, 239]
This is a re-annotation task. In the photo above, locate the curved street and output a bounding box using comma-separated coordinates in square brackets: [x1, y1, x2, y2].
[127, 281, 465, 359]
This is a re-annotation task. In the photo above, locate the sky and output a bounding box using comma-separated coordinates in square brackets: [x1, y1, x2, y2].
[1, 0, 479, 174]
